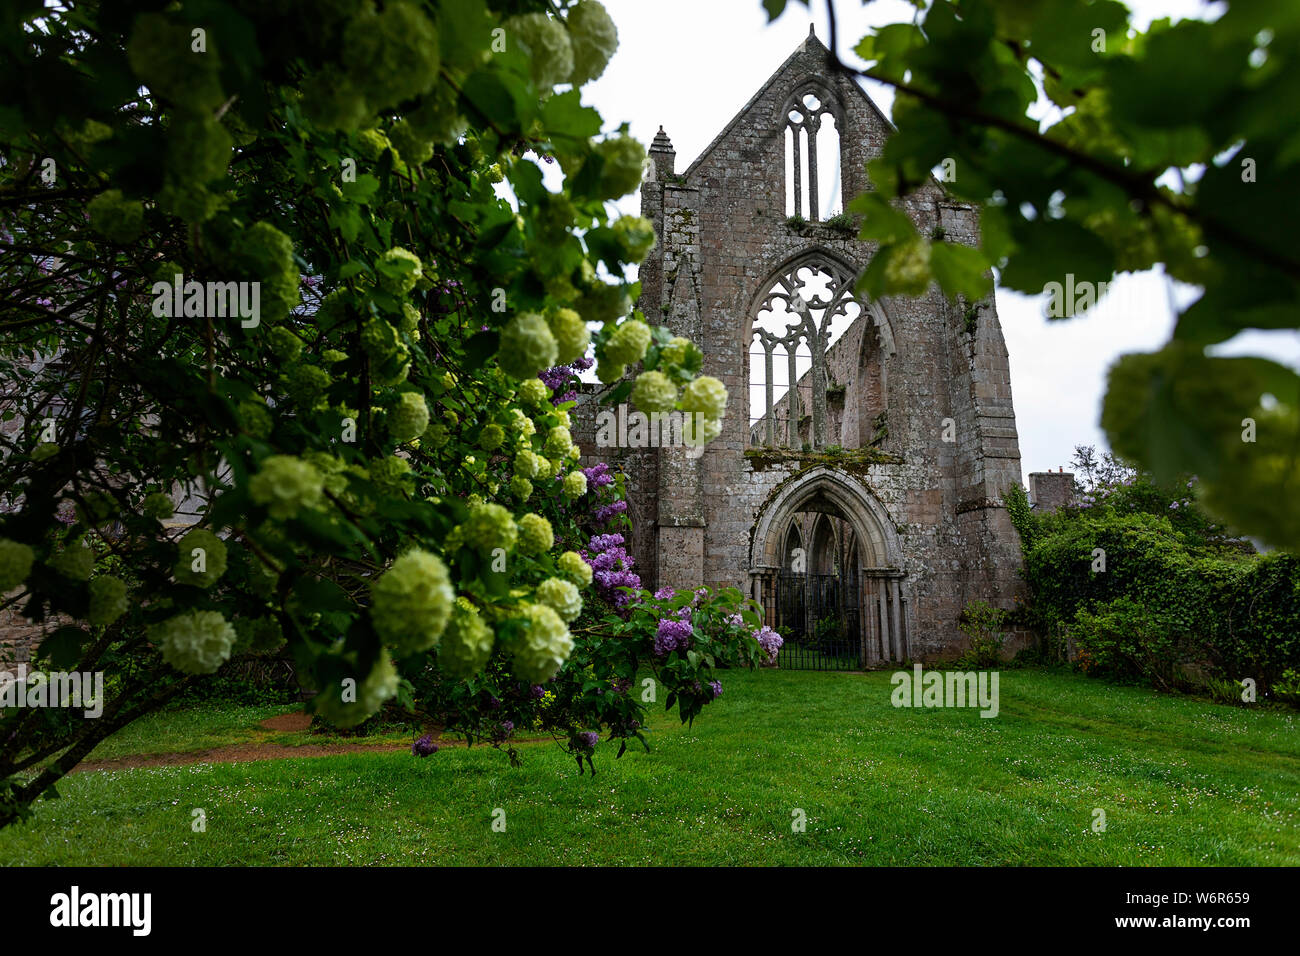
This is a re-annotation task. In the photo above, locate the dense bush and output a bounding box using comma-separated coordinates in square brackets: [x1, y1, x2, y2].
[1006, 465, 1300, 702]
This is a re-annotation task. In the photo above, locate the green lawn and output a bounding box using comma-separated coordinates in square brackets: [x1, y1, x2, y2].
[4, 667, 1298, 865]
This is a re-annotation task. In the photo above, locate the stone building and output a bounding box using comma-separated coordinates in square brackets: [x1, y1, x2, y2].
[573, 29, 1027, 663]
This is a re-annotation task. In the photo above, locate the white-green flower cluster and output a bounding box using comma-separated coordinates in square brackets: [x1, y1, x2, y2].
[88, 575, 128, 626]
[517, 377, 549, 408]
[631, 370, 677, 414]
[509, 476, 533, 500]
[517, 513, 554, 555]
[514, 448, 541, 479]
[48, 539, 94, 581]
[543, 425, 573, 459]
[462, 503, 518, 555]
[681, 375, 728, 420]
[507, 12, 573, 88]
[510, 603, 574, 684]
[558, 550, 593, 588]
[536, 577, 582, 622]
[498, 312, 558, 380]
[141, 491, 175, 520]
[313, 653, 401, 728]
[604, 318, 651, 366]
[439, 598, 495, 679]
[378, 246, 423, 295]
[0, 539, 35, 592]
[562, 470, 587, 499]
[478, 423, 505, 451]
[249, 455, 326, 519]
[388, 391, 430, 444]
[173, 528, 227, 588]
[567, 0, 618, 86]
[369, 549, 454, 657]
[155, 610, 238, 674]
[547, 308, 590, 365]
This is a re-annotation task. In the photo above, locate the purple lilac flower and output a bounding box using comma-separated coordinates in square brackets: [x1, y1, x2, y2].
[592, 499, 628, 525]
[582, 462, 615, 489]
[754, 625, 784, 664]
[530, 684, 546, 699]
[583, 532, 642, 607]
[724, 612, 744, 629]
[574, 731, 599, 752]
[653, 586, 676, 601]
[413, 734, 438, 757]
[654, 617, 693, 657]
[709, 680, 723, 699]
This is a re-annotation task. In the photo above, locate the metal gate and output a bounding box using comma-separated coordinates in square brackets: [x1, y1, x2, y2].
[772, 571, 861, 671]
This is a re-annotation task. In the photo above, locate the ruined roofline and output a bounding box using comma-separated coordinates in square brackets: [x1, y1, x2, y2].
[679, 30, 895, 182]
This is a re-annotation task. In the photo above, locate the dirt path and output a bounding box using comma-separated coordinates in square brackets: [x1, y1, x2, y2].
[72, 715, 550, 773]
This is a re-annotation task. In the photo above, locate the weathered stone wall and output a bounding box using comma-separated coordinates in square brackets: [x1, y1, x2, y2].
[1030, 471, 1076, 514]
[573, 32, 1028, 657]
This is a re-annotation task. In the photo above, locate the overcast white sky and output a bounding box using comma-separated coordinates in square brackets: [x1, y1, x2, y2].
[566, 0, 1299, 482]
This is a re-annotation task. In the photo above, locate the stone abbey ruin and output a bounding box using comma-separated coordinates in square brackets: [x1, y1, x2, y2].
[573, 29, 1050, 666]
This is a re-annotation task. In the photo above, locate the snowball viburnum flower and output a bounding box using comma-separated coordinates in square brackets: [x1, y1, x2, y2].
[883, 237, 932, 296]
[514, 448, 541, 480]
[509, 476, 533, 500]
[603, 318, 652, 366]
[439, 598, 495, 679]
[388, 391, 430, 444]
[594, 136, 648, 200]
[173, 528, 227, 588]
[48, 539, 93, 581]
[141, 491, 175, 520]
[517, 513, 554, 555]
[518, 377, 549, 408]
[377, 246, 423, 295]
[369, 549, 454, 657]
[509, 603, 574, 684]
[611, 214, 656, 263]
[558, 550, 593, 588]
[313, 652, 401, 728]
[478, 423, 506, 451]
[536, 577, 582, 623]
[567, 0, 618, 86]
[0, 539, 35, 591]
[631, 370, 677, 414]
[248, 455, 326, 519]
[506, 12, 573, 89]
[547, 308, 590, 364]
[463, 503, 518, 555]
[660, 336, 693, 369]
[87, 189, 144, 243]
[155, 610, 238, 675]
[498, 313, 559, 380]
[543, 425, 573, 459]
[87, 575, 128, 626]
[562, 470, 587, 499]
[681, 375, 728, 420]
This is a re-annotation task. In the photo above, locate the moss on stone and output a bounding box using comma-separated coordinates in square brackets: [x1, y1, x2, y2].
[743, 445, 901, 474]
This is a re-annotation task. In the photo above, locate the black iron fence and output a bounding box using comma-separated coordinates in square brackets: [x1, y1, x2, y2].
[772, 571, 861, 671]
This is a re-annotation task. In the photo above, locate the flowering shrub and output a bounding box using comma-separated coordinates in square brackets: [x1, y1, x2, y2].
[0, 0, 739, 825]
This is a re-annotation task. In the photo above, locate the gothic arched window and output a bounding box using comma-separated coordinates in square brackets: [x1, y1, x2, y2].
[784, 85, 843, 222]
[749, 255, 862, 450]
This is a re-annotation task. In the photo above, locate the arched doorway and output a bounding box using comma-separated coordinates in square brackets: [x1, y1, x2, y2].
[750, 467, 910, 668]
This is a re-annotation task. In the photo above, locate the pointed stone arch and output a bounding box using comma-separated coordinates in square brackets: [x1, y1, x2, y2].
[749, 466, 911, 663]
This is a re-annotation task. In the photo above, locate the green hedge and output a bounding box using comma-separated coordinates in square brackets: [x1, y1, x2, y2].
[1008, 485, 1300, 698]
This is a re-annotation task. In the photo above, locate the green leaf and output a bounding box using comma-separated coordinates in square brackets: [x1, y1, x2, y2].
[998, 218, 1115, 296]
[463, 330, 499, 370]
[929, 241, 993, 300]
[38, 626, 88, 670]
